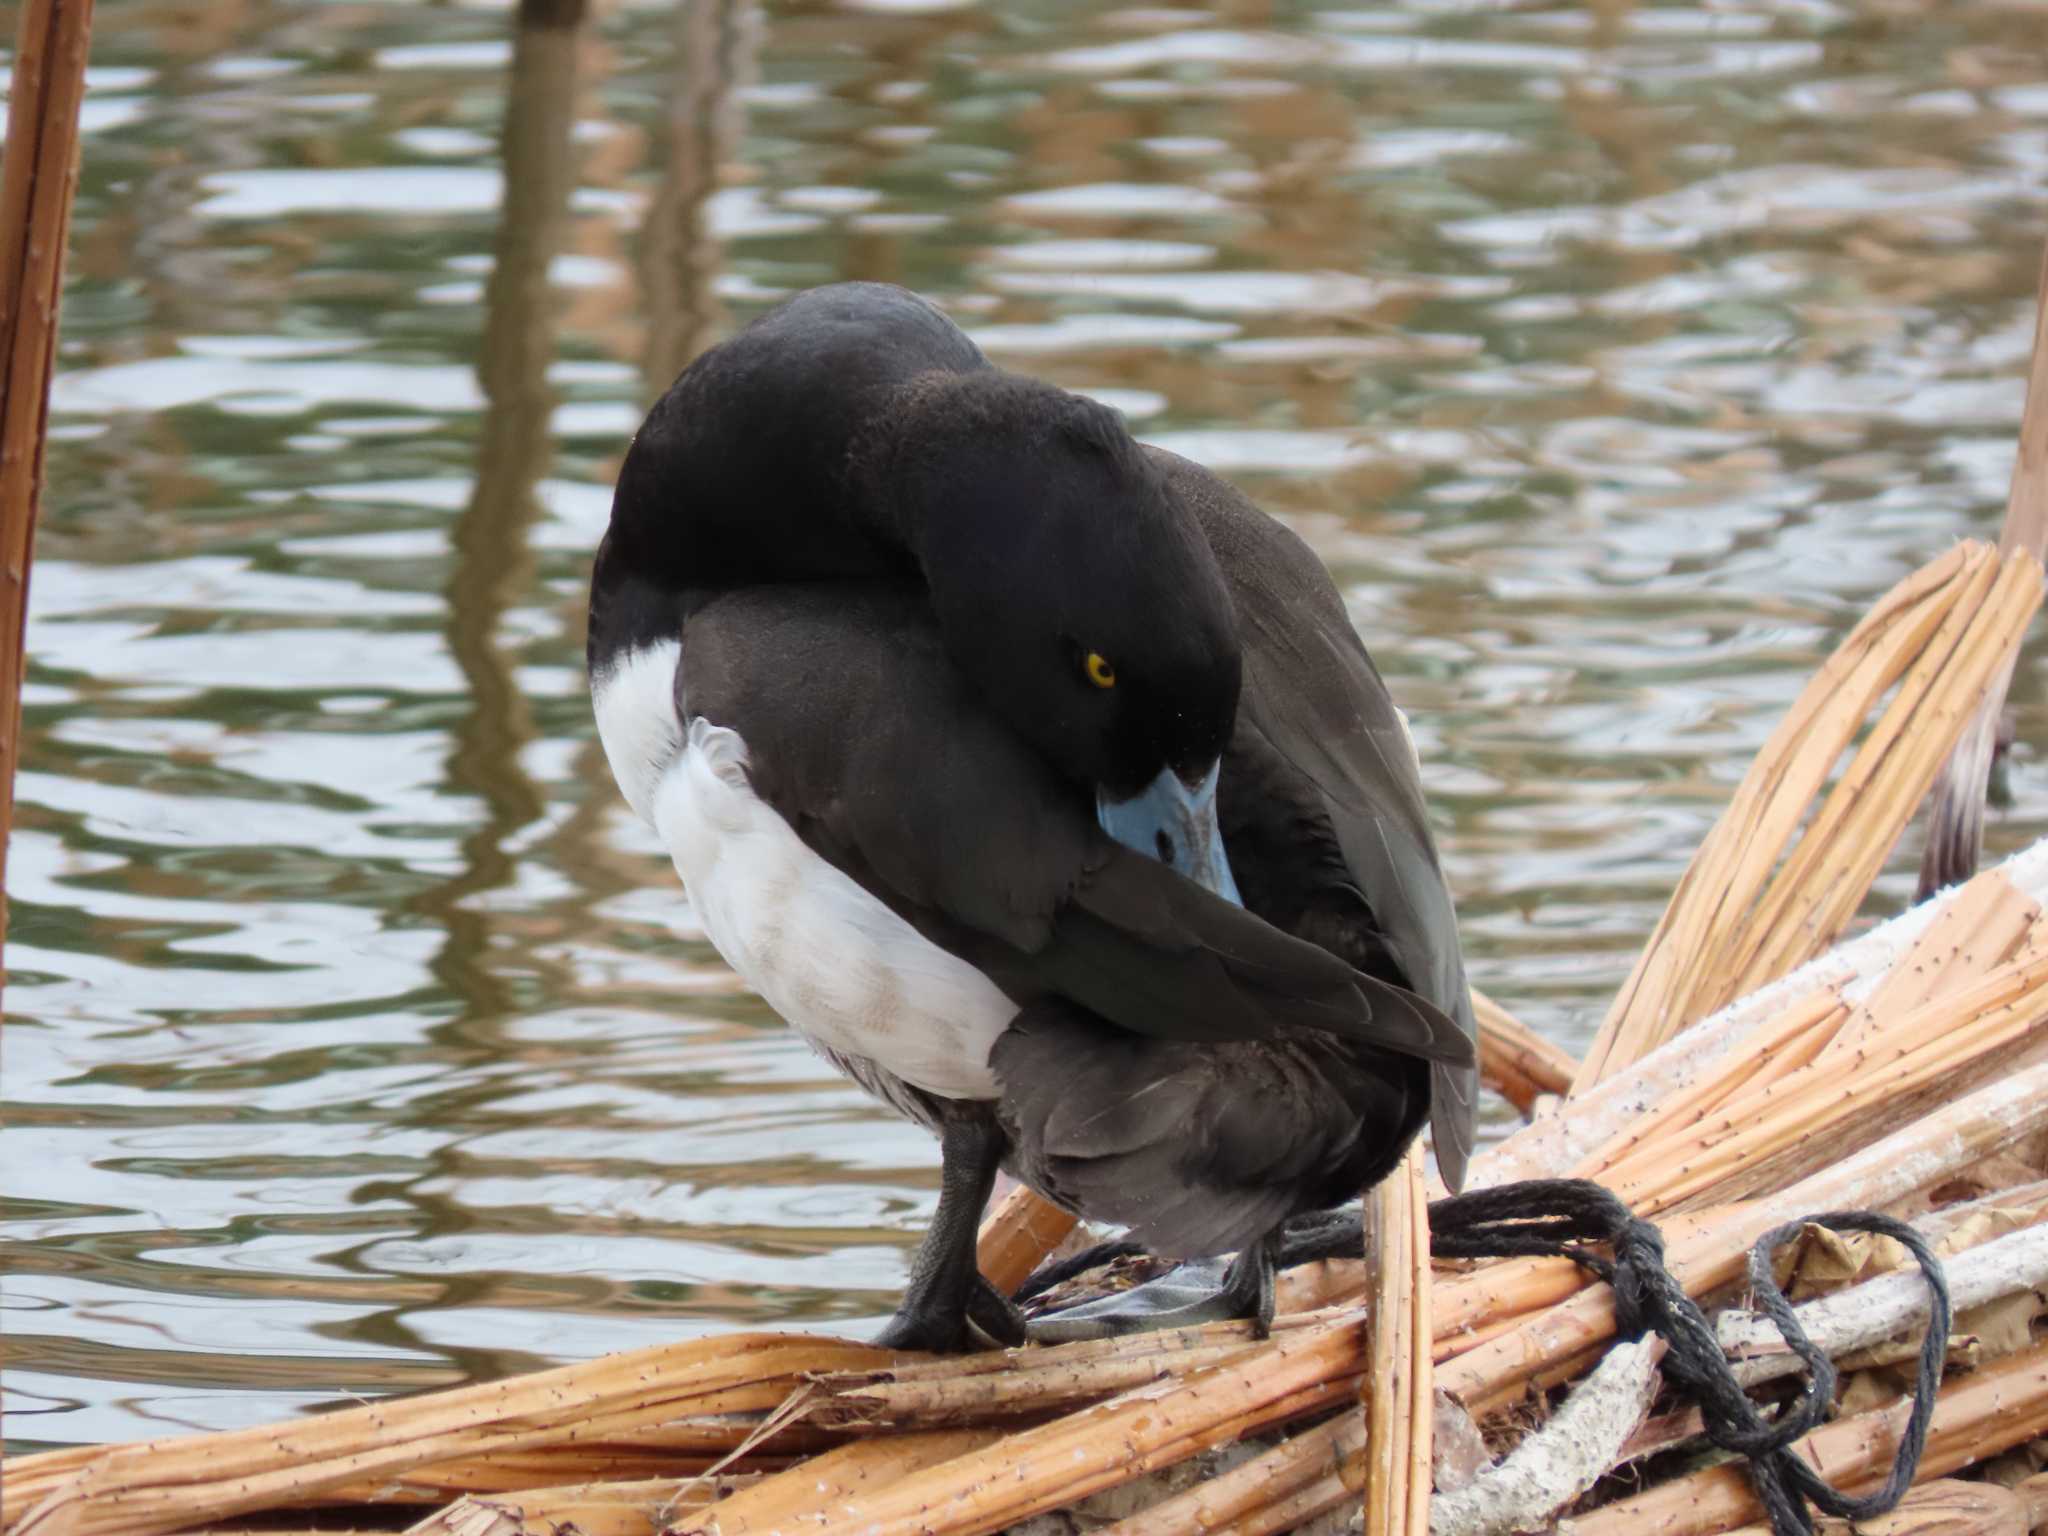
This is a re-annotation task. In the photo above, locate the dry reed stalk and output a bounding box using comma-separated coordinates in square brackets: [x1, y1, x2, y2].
[1361, 1146, 1434, 1536]
[1095, 1413, 1361, 1536]
[809, 1325, 1293, 1428]
[1693, 544, 2006, 998]
[1472, 989, 1576, 1114]
[1285, 1219, 1718, 1370]
[978, 1185, 1078, 1296]
[400, 1474, 757, 1536]
[1574, 541, 2040, 1089]
[314, 1434, 825, 1503]
[817, 1307, 1352, 1394]
[1482, 843, 2048, 1195]
[1718, 1479, 2033, 1536]
[1424, 1208, 1736, 1367]
[1440, 1056, 2048, 1417]
[1153, 1162, 1440, 1536]
[1572, 986, 1849, 1183]
[1277, 1256, 1373, 1313]
[1216, 1464, 1363, 1536]
[1817, 869, 2041, 1065]
[692, 1320, 1367, 1536]
[1921, 238, 2048, 899]
[667, 1430, 1005, 1535]
[1, 1334, 891, 1536]
[1480, 978, 1839, 1189]
[1575, 542, 1978, 1086]
[2017, 1472, 2048, 1531]
[1588, 942, 2048, 1216]
[0, 0, 92, 955]
[1559, 1337, 2048, 1536]
[1728, 553, 2040, 997]
[59, 897, 2015, 1531]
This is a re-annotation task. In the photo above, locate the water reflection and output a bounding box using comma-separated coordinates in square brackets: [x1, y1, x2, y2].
[372, 0, 591, 1389]
[7, 0, 2048, 1449]
[641, 0, 757, 386]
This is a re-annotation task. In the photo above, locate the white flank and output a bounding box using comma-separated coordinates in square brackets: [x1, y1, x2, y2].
[595, 639, 1012, 1100]
[592, 642, 687, 826]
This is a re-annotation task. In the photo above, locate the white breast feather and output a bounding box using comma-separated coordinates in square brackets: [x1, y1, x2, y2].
[596, 640, 1011, 1100]
[591, 642, 686, 826]
[656, 719, 1012, 1099]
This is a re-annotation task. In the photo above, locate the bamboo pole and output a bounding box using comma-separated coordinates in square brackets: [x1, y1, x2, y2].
[1920, 236, 2048, 898]
[0, 0, 92, 965]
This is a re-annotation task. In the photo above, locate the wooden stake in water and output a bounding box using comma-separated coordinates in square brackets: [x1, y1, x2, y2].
[0, 0, 94, 963]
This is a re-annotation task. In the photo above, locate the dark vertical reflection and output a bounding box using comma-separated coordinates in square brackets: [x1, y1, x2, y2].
[544, 0, 758, 911]
[361, 0, 589, 1382]
[641, 0, 756, 391]
[438, 0, 585, 1013]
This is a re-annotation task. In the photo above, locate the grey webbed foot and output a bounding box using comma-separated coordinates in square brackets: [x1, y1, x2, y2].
[1025, 1233, 1281, 1343]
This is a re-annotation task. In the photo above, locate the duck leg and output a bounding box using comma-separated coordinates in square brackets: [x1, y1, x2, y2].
[873, 1105, 1026, 1352]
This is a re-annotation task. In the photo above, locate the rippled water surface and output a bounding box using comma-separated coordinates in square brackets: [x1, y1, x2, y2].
[8, 0, 2048, 1450]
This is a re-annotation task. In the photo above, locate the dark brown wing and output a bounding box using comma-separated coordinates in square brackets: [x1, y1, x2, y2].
[1152, 449, 1481, 1191]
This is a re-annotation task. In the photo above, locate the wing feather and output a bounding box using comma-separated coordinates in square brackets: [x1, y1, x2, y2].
[682, 581, 1473, 1072]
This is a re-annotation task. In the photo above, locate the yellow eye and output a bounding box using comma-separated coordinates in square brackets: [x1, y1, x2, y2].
[1083, 652, 1116, 690]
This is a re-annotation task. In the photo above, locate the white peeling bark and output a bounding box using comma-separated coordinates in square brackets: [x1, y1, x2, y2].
[1427, 1337, 1665, 1536]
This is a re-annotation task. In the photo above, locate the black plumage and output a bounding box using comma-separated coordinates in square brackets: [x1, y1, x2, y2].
[588, 281, 1477, 1350]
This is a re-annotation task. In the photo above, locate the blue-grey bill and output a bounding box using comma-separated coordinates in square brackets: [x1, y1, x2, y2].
[1096, 761, 1244, 906]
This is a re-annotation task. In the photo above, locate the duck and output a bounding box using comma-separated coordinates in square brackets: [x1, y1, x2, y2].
[587, 282, 1477, 1352]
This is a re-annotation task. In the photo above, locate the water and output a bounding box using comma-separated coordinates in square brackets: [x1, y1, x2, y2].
[6, 0, 2048, 1451]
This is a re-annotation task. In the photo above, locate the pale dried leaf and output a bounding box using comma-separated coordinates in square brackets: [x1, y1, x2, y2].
[1956, 1288, 2047, 1364]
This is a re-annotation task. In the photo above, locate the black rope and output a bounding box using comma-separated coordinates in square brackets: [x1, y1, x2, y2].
[1430, 1181, 1951, 1536]
[1017, 1178, 1951, 1536]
